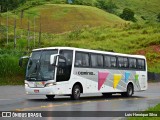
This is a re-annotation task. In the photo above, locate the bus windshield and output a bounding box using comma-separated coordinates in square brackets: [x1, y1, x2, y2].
[26, 49, 58, 81]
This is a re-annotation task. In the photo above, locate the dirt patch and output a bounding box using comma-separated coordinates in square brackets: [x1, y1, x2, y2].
[136, 45, 160, 55]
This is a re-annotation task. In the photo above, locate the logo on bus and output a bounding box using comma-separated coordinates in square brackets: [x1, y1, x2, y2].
[77, 71, 95, 75]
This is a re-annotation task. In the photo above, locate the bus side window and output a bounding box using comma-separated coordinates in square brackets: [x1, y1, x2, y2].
[82, 53, 89, 67]
[91, 54, 103, 68]
[104, 55, 111, 68]
[111, 56, 117, 68]
[75, 53, 82, 66]
[124, 58, 128, 68]
[118, 57, 128, 68]
[138, 59, 145, 70]
[91, 54, 97, 67]
[129, 58, 137, 69]
[97, 54, 103, 67]
[75, 52, 89, 67]
[118, 57, 123, 68]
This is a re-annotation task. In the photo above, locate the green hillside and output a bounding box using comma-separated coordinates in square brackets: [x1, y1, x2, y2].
[1, 4, 126, 33]
[112, 0, 160, 22]
[0, 2, 160, 85]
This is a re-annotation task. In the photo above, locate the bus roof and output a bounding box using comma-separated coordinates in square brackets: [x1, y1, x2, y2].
[32, 47, 146, 59]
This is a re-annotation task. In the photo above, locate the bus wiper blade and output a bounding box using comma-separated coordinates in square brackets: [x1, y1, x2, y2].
[28, 77, 37, 81]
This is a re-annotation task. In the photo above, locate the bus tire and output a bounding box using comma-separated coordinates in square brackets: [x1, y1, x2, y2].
[71, 85, 81, 100]
[102, 93, 112, 97]
[122, 84, 134, 97]
[46, 95, 55, 100]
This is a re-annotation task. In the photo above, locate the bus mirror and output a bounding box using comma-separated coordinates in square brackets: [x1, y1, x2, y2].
[19, 56, 29, 67]
[50, 54, 57, 65]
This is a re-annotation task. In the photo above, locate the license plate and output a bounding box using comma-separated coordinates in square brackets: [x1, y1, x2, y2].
[34, 89, 39, 93]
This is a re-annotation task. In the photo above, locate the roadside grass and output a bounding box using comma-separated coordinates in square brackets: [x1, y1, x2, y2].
[128, 103, 160, 120]
[0, 76, 24, 86]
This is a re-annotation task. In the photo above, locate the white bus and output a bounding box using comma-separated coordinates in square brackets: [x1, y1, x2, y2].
[19, 47, 147, 100]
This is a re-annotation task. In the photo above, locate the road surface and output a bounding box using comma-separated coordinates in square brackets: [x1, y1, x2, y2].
[0, 82, 160, 120]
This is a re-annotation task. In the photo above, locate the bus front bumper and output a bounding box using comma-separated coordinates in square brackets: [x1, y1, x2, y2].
[25, 86, 56, 95]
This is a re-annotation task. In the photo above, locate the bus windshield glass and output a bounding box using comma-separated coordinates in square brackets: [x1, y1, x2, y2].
[26, 49, 58, 81]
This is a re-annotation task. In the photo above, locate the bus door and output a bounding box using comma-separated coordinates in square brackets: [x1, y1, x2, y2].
[56, 50, 73, 93]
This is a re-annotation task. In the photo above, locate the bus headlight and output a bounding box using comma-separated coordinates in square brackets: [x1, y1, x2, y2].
[25, 83, 29, 87]
[45, 82, 56, 87]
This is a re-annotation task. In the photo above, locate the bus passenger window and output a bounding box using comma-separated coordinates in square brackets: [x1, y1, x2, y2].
[129, 58, 137, 69]
[75, 52, 89, 67]
[124, 58, 128, 68]
[111, 56, 117, 68]
[104, 56, 111, 67]
[91, 54, 103, 68]
[118, 57, 123, 68]
[118, 57, 128, 68]
[82, 53, 89, 67]
[138, 59, 145, 70]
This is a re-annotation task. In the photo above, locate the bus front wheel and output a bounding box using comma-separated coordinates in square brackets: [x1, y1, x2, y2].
[46, 95, 55, 100]
[71, 85, 81, 100]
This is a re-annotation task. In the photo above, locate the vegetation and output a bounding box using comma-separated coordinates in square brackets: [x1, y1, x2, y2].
[0, 0, 26, 12]
[111, 0, 160, 22]
[157, 13, 160, 22]
[73, 0, 96, 6]
[1, 4, 126, 33]
[120, 8, 136, 22]
[96, 0, 117, 13]
[0, 1, 160, 85]
[128, 103, 160, 120]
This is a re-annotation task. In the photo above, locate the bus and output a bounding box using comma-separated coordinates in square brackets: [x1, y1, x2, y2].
[19, 47, 147, 100]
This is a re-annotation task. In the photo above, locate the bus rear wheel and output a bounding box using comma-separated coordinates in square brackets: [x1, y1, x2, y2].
[121, 84, 134, 97]
[71, 85, 81, 100]
[46, 95, 55, 100]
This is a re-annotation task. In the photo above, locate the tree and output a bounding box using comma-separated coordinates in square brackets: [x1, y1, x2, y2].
[120, 8, 136, 22]
[157, 13, 160, 22]
[96, 0, 117, 13]
[73, 0, 95, 6]
[0, 0, 26, 12]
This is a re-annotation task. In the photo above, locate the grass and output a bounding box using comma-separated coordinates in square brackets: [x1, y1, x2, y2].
[0, 53, 24, 86]
[128, 103, 160, 120]
[1, 4, 126, 34]
[112, 0, 160, 22]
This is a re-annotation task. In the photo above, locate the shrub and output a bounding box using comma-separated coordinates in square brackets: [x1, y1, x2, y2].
[0, 0, 26, 12]
[96, 0, 117, 13]
[73, 0, 96, 6]
[157, 13, 160, 22]
[120, 8, 136, 22]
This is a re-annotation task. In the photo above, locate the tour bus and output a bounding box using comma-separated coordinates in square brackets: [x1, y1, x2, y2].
[19, 47, 147, 100]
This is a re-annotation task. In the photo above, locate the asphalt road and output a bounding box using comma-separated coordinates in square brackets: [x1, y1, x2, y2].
[0, 82, 160, 120]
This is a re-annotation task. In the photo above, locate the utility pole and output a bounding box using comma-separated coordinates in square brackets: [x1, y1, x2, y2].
[6, 8, 8, 45]
[27, 17, 30, 51]
[20, 10, 24, 37]
[0, 5, 1, 26]
[38, 15, 41, 48]
[14, 12, 17, 49]
[34, 16, 36, 48]
[0, 5, 1, 41]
